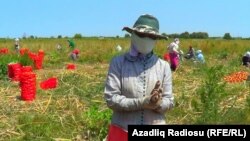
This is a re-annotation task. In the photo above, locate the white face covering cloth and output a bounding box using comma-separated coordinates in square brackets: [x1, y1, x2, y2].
[131, 33, 156, 55]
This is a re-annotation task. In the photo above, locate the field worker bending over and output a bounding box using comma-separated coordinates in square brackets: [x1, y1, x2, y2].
[184, 46, 195, 60]
[242, 51, 250, 67]
[14, 38, 20, 53]
[56, 43, 62, 51]
[195, 50, 205, 63]
[70, 49, 80, 61]
[104, 14, 174, 141]
[67, 39, 75, 50]
[167, 38, 181, 71]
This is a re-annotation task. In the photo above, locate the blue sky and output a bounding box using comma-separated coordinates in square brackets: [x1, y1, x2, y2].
[1, 0, 249, 38]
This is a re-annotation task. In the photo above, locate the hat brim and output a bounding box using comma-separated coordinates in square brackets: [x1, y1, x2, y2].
[122, 27, 168, 40]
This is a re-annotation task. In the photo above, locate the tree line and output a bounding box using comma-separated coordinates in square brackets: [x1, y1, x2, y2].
[8, 32, 245, 40]
[125, 32, 236, 40]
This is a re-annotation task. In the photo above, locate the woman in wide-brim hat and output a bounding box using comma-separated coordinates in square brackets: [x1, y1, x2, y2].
[104, 14, 173, 141]
[122, 14, 168, 40]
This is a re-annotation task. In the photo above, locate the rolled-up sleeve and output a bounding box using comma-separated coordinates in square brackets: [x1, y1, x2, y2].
[104, 57, 143, 112]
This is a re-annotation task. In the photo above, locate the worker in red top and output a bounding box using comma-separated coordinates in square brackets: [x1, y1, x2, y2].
[70, 49, 80, 61]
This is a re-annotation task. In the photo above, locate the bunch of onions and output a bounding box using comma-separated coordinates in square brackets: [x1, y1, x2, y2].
[8, 63, 22, 81]
[67, 63, 76, 70]
[224, 71, 249, 83]
[20, 66, 36, 101]
[40, 77, 58, 90]
[0, 48, 8, 54]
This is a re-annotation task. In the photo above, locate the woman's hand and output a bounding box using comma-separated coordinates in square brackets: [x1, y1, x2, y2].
[142, 81, 163, 110]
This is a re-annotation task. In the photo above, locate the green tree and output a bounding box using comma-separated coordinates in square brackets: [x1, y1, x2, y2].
[180, 32, 190, 38]
[161, 33, 168, 38]
[168, 33, 180, 38]
[124, 33, 130, 38]
[223, 33, 232, 40]
[74, 33, 82, 39]
[29, 35, 35, 39]
[190, 32, 209, 39]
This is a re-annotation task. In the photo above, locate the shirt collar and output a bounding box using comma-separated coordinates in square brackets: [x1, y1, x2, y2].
[126, 45, 154, 62]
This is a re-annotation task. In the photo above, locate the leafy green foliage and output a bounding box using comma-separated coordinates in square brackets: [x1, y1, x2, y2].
[19, 53, 33, 66]
[82, 105, 112, 140]
[74, 33, 82, 39]
[195, 65, 227, 123]
[223, 33, 233, 40]
[194, 65, 249, 124]
[0, 54, 19, 80]
[0, 53, 33, 80]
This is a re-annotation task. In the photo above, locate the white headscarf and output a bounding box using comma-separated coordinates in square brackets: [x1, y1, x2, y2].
[131, 33, 156, 55]
[174, 38, 180, 45]
[245, 51, 250, 57]
[196, 50, 202, 54]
